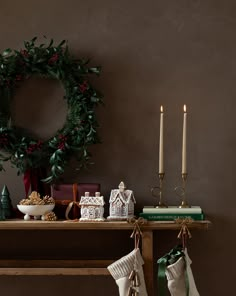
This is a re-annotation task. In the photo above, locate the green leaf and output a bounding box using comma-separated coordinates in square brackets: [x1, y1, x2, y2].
[52, 165, 56, 174]
[50, 152, 56, 163]
[91, 97, 99, 102]
[57, 149, 64, 154]
[36, 58, 46, 63]
[41, 176, 53, 183]
[58, 40, 66, 47]
[48, 38, 54, 48]
[88, 67, 101, 75]
[24, 41, 30, 49]
[2, 49, 12, 56]
[31, 37, 37, 43]
[56, 166, 64, 173]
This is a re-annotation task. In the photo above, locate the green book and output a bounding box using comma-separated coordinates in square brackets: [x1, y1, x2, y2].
[139, 212, 205, 221]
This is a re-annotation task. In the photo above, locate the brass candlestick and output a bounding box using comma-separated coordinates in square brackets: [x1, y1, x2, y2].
[151, 172, 168, 208]
[175, 173, 191, 208]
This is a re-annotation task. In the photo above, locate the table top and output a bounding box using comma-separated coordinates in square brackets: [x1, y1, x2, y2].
[0, 219, 211, 230]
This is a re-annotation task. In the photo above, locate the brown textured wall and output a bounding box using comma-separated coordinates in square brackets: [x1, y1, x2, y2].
[0, 0, 235, 295]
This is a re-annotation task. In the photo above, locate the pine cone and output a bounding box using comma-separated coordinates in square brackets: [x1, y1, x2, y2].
[43, 211, 57, 221]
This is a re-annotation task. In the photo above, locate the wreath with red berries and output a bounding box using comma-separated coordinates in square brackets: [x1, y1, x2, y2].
[0, 37, 102, 183]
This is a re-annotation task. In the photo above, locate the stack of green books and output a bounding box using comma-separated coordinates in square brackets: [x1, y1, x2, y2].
[139, 206, 204, 221]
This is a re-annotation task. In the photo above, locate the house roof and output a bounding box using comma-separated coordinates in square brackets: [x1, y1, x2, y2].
[79, 196, 105, 206]
[109, 189, 136, 204]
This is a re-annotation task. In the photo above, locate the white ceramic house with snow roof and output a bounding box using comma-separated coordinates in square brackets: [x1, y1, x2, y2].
[107, 181, 136, 220]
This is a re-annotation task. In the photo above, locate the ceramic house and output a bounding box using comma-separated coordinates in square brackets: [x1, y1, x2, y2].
[79, 192, 105, 221]
[107, 182, 136, 220]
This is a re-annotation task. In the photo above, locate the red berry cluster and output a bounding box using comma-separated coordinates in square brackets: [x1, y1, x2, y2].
[79, 81, 88, 93]
[20, 49, 29, 58]
[0, 134, 9, 147]
[48, 53, 59, 65]
[26, 141, 43, 154]
[15, 75, 23, 81]
[57, 134, 68, 150]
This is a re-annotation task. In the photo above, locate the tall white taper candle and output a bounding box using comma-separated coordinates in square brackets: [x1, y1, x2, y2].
[159, 106, 164, 174]
[182, 104, 187, 174]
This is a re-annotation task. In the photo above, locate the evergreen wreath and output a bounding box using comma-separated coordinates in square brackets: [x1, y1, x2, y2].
[0, 37, 102, 183]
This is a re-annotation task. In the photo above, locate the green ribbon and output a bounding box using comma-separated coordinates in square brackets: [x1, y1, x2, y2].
[157, 245, 189, 296]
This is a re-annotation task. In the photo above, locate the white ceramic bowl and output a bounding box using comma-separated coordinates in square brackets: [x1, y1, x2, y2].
[17, 204, 55, 220]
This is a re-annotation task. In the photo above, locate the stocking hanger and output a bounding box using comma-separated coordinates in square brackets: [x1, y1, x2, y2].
[127, 217, 146, 296]
[175, 218, 193, 249]
[128, 217, 146, 248]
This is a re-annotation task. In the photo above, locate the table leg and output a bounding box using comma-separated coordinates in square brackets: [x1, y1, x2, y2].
[142, 230, 154, 296]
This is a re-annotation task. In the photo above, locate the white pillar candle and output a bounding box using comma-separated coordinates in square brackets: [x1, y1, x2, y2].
[159, 106, 164, 174]
[182, 104, 187, 174]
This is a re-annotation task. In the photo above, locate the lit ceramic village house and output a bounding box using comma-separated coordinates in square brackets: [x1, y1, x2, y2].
[79, 192, 105, 221]
[107, 182, 135, 220]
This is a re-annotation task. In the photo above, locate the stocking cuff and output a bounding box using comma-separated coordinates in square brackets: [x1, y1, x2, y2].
[165, 256, 185, 280]
[107, 248, 144, 280]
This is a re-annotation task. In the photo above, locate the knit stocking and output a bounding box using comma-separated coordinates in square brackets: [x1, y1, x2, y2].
[107, 248, 148, 296]
[165, 249, 200, 296]
[165, 256, 186, 296]
[184, 249, 200, 296]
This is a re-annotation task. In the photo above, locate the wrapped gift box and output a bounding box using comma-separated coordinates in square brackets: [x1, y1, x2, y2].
[51, 183, 101, 219]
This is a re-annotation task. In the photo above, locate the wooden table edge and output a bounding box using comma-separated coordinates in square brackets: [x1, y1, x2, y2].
[0, 219, 211, 230]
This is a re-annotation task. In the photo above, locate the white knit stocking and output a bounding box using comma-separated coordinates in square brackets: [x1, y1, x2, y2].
[184, 249, 200, 296]
[107, 248, 148, 296]
[165, 249, 200, 296]
[166, 256, 186, 296]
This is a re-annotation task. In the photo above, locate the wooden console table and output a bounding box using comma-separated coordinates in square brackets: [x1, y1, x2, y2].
[0, 220, 210, 296]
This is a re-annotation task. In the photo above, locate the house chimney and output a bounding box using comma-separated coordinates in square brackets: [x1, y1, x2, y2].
[118, 181, 126, 192]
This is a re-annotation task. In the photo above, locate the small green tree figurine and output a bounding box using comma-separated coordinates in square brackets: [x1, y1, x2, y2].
[1, 185, 13, 218]
[0, 198, 5, 220]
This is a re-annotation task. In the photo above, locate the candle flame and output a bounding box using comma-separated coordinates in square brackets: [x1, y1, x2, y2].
[160, 105, 163, 113]
[183, 104, 187, 113]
